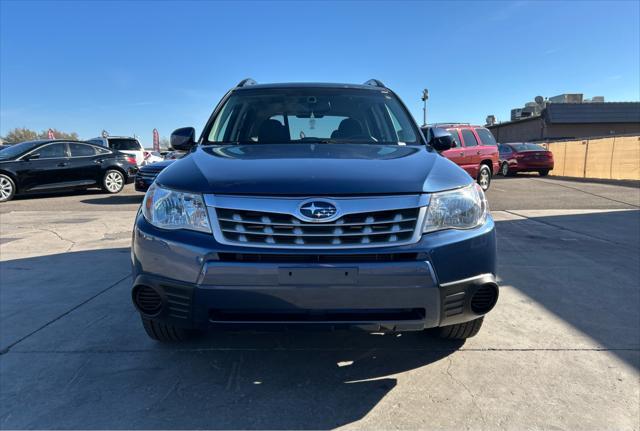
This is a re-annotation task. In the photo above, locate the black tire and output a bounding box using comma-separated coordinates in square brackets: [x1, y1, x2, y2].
[500, 162, 509, 177]
[102, 169, 125, 194]
[477, 165, 492, 191]
[437, 317, 484, 339]
[0, 174, 16, 202]
[538, 169, 549, 177]
[141, 317, 195, 342]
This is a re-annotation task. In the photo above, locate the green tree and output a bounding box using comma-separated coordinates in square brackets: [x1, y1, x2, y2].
[37, 129, 79, 141]
[1, 127, 79, 143]
[3, 127, 38, 143]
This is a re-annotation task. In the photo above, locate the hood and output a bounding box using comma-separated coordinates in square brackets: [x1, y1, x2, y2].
[156, 144, 472, 195]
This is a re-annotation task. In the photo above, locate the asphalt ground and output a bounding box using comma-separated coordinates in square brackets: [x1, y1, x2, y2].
[0, 175, 639, 429]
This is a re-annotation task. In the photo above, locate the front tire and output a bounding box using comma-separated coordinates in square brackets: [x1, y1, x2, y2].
[0, 174, 16, 202]
[477, 165, 492, 191]
[437, 317, 484, 339]
[538, 169, 549, 176]
[141, 317, 196, 342]
[102, 169, 125, 194]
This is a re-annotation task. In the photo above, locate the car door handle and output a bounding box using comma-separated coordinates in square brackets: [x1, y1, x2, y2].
[476, 151, 481, 155]
[95, 159, 103, 165]
[459, 152, 464, 156]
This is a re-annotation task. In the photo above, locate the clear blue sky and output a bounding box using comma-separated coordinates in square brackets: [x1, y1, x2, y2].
[1, 0, 639, 144]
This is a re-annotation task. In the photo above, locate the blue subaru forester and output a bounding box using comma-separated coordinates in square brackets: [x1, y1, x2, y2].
[131, 79, 498, 342]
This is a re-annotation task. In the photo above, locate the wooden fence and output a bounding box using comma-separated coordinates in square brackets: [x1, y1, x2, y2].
[541, 135, 640, 180]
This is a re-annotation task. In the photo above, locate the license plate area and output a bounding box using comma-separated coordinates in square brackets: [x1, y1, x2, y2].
[278, 267, 358, 285]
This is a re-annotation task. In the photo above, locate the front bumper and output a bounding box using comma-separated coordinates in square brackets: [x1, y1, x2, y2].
[131, 213, 497, 331]
[509, 159, 554, 172]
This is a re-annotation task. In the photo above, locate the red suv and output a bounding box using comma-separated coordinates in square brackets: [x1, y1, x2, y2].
[422, 124, 499, 190]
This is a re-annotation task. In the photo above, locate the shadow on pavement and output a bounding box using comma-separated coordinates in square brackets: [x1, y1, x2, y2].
[495, 209, 640, 370]
[81, 194, 144, 205]
[535, 175, 640, 188]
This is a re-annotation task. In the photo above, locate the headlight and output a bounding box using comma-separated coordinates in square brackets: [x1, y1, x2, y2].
[423, 183, 488, 233]
[142, 183, 211, 233]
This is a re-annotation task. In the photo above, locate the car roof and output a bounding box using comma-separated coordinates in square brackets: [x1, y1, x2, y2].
[21, 139, 99, 145]
[233, 82, 385, 91]
[424, 123, 485, 129]
[88, 136, 138, 140]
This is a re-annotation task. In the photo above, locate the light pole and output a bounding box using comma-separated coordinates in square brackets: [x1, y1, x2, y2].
[421, 89, 429, 127]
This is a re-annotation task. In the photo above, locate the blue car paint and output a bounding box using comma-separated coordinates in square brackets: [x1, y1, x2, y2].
[155, 144, 472, 195]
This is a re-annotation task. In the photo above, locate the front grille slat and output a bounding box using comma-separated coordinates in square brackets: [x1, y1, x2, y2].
[214, 206, 421, 248]
[220, 227, 415, 237]
[217, 217, 418, 226]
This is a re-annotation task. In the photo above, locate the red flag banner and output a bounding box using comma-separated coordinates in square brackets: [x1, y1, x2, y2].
[153, 128, 160, 152]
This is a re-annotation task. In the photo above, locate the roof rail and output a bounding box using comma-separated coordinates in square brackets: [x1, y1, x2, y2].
[363, 79, 386, 88]
[427, 122, 471, 127]
[236, 78, 257, 87]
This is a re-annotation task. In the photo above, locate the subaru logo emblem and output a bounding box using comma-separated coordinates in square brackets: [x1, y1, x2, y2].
[298, 199, 339, 222]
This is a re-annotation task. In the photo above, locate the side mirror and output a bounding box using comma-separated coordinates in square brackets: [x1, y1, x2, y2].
[170, 127, 197, 151]
[24, 153, 40, 160]
[428, 128, 454, 152]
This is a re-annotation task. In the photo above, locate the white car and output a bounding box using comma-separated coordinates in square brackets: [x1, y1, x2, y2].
[142, 150, 164, 165]
[87, 136, 147, 166]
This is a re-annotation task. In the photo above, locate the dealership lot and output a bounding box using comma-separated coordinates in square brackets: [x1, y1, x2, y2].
[0, 176, 639, 429]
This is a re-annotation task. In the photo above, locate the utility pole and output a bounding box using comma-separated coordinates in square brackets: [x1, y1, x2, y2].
[421, 89, 429, 126]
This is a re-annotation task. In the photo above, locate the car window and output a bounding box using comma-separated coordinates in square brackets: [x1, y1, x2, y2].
[69, 143, 97, 157]
[96, 147, 111, 154]
[109, 139, 141, 151]
[475, 128, 497, 146]
[499, 145, 512, 154]
[287, 115, 347, 141]
[385, 105, 416, 143]
[0, 141, 42, 160]
[461, 129, 479, 147]
[446, 129, 461, 148]
[37, 143, 67, 158]
[87, 139, 105, 146]
[510, 143, 546, 151]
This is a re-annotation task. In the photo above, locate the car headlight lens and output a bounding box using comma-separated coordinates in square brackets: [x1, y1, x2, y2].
[142, 183, 211, 233]
[423, 183, 488, 233]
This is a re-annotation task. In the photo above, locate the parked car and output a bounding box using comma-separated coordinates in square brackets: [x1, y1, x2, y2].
[0, 139, 137, 202]
[135, 159, 176, 192]
[142, 150, 164, 165]
[131, 79, 498, 343]
[421, 124, 499, 190]
[87, 136, 147, 166]
[498, 143, 554, 176]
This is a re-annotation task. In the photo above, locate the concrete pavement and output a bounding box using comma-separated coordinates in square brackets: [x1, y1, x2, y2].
[0, 177, 638, 429]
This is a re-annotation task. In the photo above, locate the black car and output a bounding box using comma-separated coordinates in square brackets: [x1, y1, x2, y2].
[135, 159, 176, 192]
[0, 139, 138, 202]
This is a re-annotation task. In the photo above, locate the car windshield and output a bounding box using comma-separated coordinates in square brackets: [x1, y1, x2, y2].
[0, 141, 43, 159]
[204, 88, 419, 145]
[510, 143, 545, 151]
